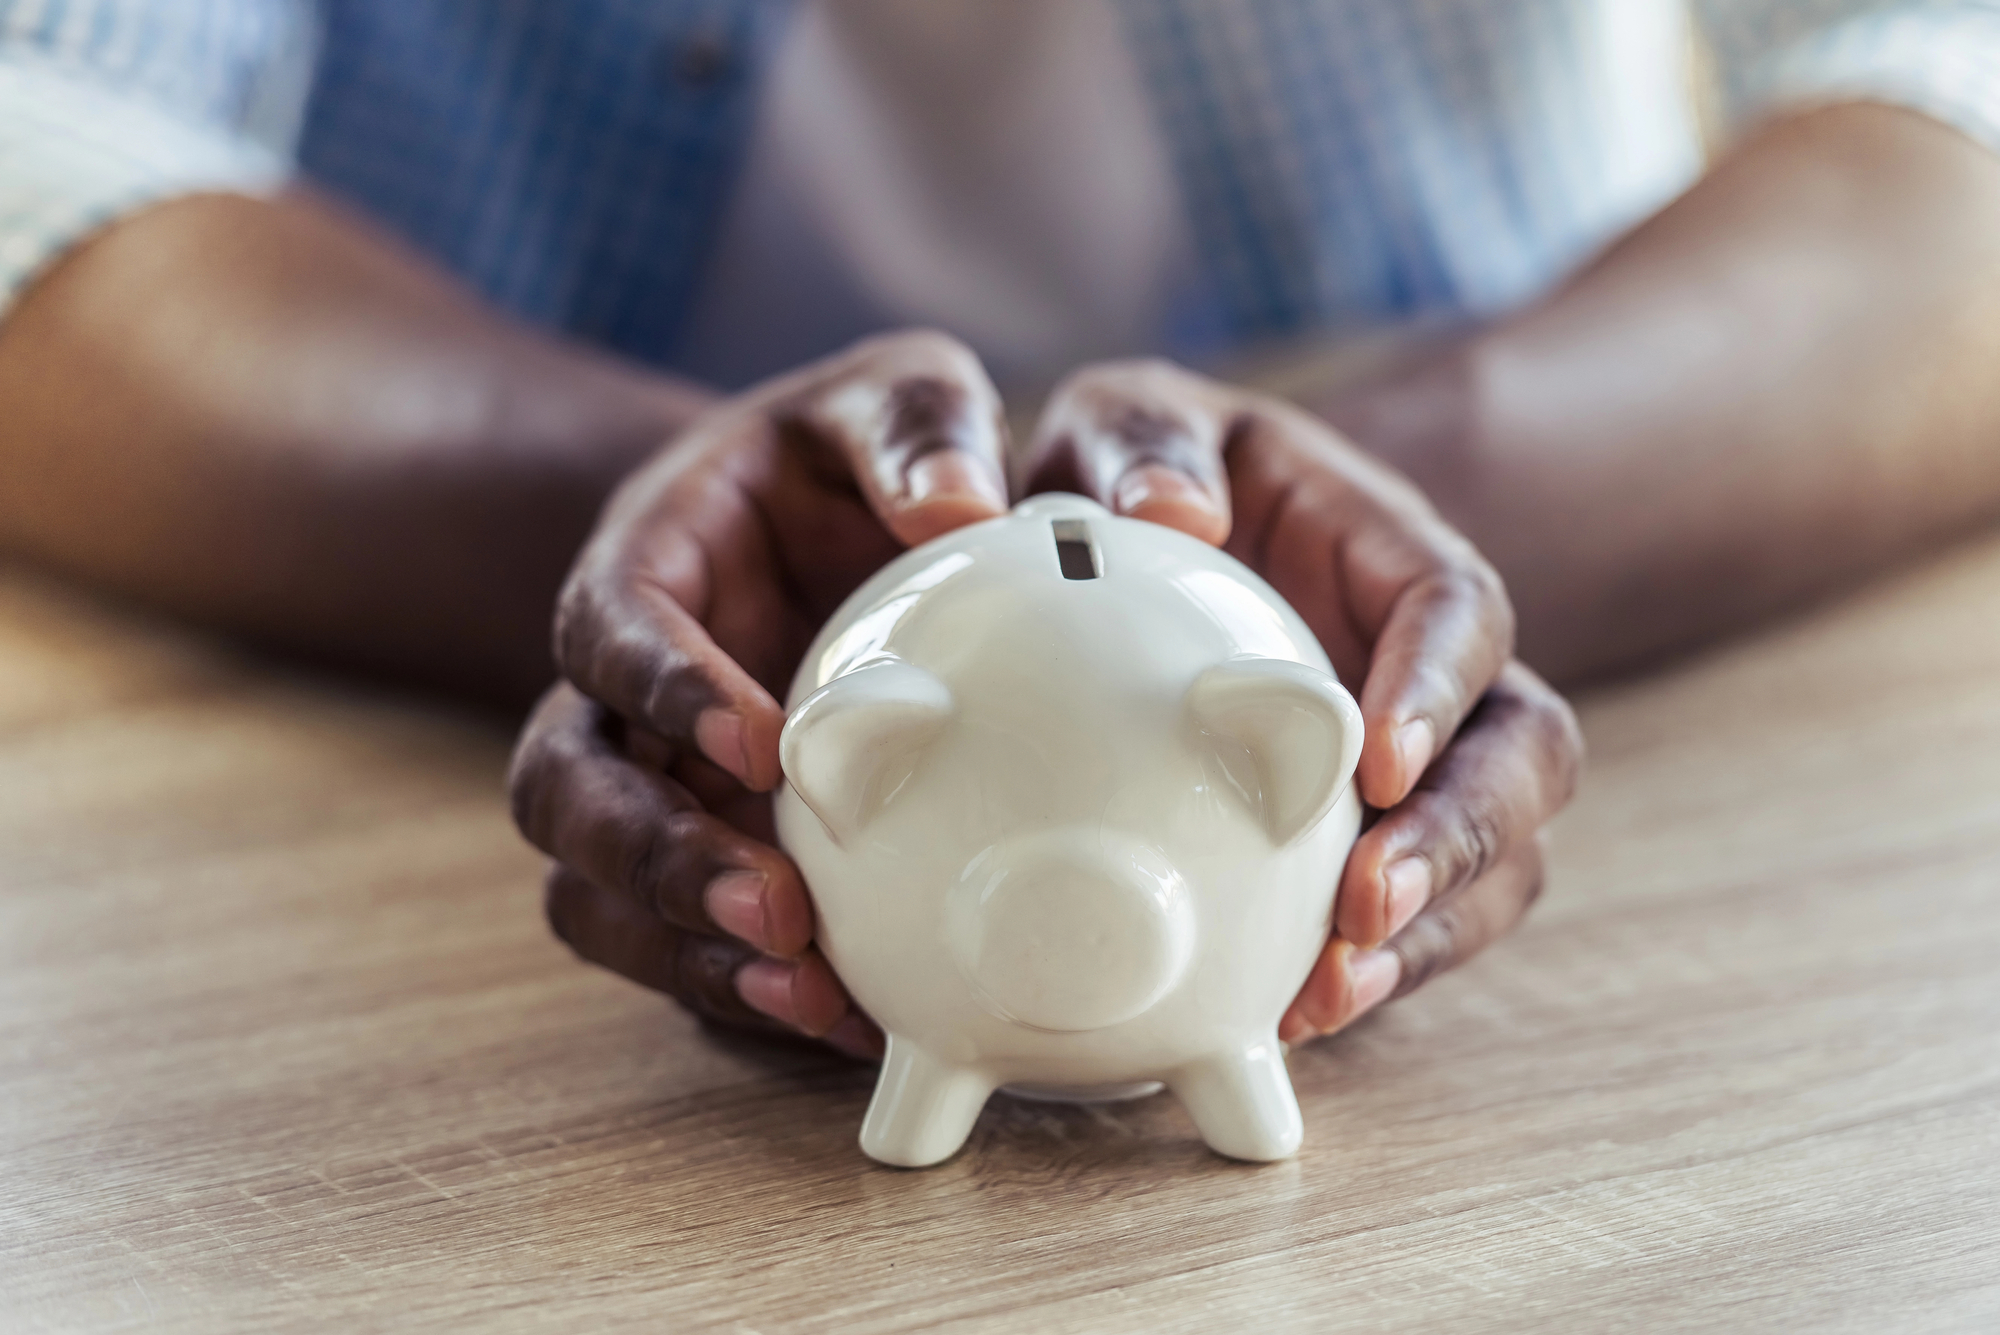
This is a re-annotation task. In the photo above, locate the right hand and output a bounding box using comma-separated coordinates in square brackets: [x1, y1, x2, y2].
[507, 331, 1011, 1058]
[1019, 359, 1581, 1045]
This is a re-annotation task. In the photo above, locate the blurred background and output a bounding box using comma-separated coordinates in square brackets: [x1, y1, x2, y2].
[6, 4, 2000, 1329]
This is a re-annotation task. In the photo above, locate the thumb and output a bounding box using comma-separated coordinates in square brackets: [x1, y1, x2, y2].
[789, 330, 1011, 547]
[1022, 359, 1233, 546]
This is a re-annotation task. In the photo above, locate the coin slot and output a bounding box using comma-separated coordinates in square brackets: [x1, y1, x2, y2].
[1052, 519, 1101, 580]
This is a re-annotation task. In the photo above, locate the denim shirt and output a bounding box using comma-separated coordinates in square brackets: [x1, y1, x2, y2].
[5, 0, 2000, 370]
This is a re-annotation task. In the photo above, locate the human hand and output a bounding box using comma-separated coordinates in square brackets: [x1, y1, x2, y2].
[1022, 360, 1583, 1043]
[508, 331, 1011, 1058]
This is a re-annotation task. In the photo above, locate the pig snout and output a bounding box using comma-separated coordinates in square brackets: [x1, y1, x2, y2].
[943, 829, 1195, 1033]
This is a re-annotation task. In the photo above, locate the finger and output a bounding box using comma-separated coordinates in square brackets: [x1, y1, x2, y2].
[1386, 833, 1547, 1005]
[1348, 529, 1516, 809]
[546, 864, 764, 1025]
[790, 330, 1010, 546]
[510, 684, 814, 957]
[1277, 938, 1402, 1046]
[1280, 836, 1545, 1043]
[735, 952, 872, 1042]
[544, 866, 869, 1045]
[1219, 409, 1516, 808]
[554, 456, 787, 791]
[555, 331, 1003, 787]
[1336, 662, 1581, 949]
[1022, 359, 1233, 545]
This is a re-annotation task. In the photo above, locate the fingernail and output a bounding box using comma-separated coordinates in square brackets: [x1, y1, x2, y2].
[1393, 717, 1436, 795]
[739, 957, 849, 1036]
[788, 960, 852, 1036]
[905, 450, 1005, 512]
[1278, 1009, 1311, 1045]
[1382, 857, 1432, 940]
[1349, 948, 1401, 1019]
[825, 1013, 886, 1061]
[695, 708, 751, 784]
[1112, 464, 1225, 533]
[705, 871, 770, 950]
[736, 958, 798, 1026]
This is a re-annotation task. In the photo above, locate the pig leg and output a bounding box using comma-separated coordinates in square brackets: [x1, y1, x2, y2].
[858, 1036, 995, 1168]
[1168, 1041, 1304, 1162]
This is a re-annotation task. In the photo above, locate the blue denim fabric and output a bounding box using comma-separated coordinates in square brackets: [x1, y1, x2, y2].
[7, 0, 2000, 364]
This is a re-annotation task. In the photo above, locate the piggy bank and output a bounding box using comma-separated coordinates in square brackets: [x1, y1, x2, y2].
[775, 495, 1363, 1167]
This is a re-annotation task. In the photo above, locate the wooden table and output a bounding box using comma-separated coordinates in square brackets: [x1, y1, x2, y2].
[5, 536, 1999, 1334]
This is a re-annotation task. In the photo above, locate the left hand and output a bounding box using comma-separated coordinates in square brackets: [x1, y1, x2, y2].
[1022, 360, 1584, 1043]
[507, 331, 1014, 1059]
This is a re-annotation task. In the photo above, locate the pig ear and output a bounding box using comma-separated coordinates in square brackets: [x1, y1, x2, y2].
[1188, 657, 1364, 845]
[780, 659, 954, 844]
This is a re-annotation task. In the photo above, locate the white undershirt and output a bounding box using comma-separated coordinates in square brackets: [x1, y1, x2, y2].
[673, 0, 1199, 392]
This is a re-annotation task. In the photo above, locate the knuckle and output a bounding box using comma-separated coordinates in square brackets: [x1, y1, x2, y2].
[1507, 666, 1586, 806]
[551, 575, 608, 680]
[1394, 778, 1506, 898]
[505, 744, 545, 844]
[1434, 556, 1512, 632]
[1461, 551, 1508, 607]
[658, 807, 712, 847]
[1408, 656, 1471, 724]
[1106, 407, 1213, 480]
[506, 729, 565, 851]
[636, 652, 719, 737]
[1390, 909, 1460, 998]
[619, 808, 694, 907]
[1539, 695, 1586, 805]
[1045, 361, 1229, 490]
[1471, 677, 1528, 731]
[626, 808, 718, 919]
[505, 690, 602, 852]
[881, 376, 978, 458]
[1456, 801, 1509, 890]
[618, 827, 671, 909]
[667, 932, 742, 1014]
[1412, 547, 1515, 665]
[1388, 846, 1543, 1003]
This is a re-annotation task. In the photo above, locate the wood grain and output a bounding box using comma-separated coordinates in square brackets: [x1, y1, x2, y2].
[4, 537, 1999, 1333]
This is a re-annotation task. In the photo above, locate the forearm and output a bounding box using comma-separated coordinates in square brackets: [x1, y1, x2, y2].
[1320, 104, 2000, 683]
[0, 191, 711, 706]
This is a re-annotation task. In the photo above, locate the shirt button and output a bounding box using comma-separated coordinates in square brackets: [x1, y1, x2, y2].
[665, 29, 734, 90]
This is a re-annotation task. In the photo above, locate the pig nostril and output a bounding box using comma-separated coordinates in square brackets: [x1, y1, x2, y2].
[1052, 519, 1101, 580]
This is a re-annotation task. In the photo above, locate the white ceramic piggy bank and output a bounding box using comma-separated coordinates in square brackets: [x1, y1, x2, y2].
[775, 494, 1363, 1167]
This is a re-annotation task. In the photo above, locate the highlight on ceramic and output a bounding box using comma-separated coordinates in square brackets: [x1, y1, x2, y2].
[777, 495, 1363, 1167]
